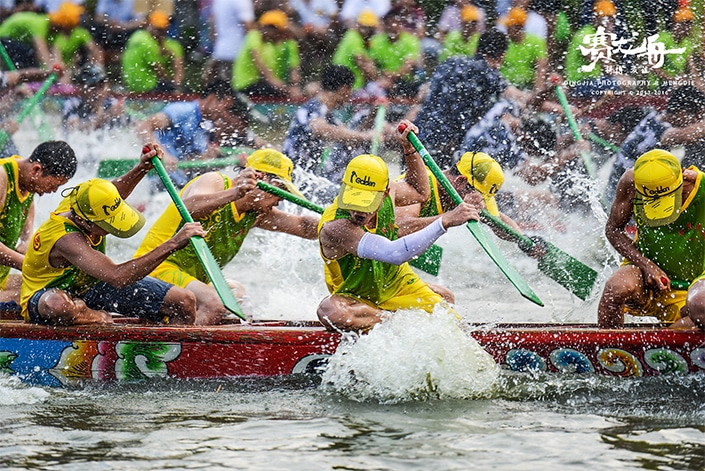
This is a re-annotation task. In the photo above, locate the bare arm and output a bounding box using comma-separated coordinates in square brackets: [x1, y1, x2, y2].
[393, 120, 430, 206]
[661, 121, 705, 146]
[135, 112, 171, 144]
[0, 169, 23, 269]
[14, 201, 34, 255]
[605, 169, 667, 290]
[32, 36, 52, 68]
[256, 209, 319, 239]
[111, 143, 161, 200]
[181, 169, 257, 220]
[319, 218, 365, 259]
[308, 116, 373, 143]
[53, 223, 205, 289]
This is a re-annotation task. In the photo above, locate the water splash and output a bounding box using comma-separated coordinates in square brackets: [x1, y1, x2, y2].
[0, 374, 50, 405]
[321, 306, 499, 403]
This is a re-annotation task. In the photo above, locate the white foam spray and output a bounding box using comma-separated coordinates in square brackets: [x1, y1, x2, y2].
[321, 306, 499, 403]
[0, 374, 50, 405]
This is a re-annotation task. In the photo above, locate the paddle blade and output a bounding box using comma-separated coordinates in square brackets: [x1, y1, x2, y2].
[409, 244, 443, 276]
[537, 242, 598, 301]
[189, 236, 246, 319]
[466, 220, 544, 306]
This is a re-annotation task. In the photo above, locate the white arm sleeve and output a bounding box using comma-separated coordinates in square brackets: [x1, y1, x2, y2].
[356, 218, 446, 265]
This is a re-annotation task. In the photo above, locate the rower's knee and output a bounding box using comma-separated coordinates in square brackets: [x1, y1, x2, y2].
[686, 282, 705, 330]
[161, 287, 197, 325]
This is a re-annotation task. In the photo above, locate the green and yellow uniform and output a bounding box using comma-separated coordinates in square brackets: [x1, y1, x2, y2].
[626, 167, 705, 321]
[19, 208, 105, 321]
[0, 12, 49, 45]
[368, 32, 420, 77]
[47, 27, 93, 65]
[0, 157, 33, 289]
[134, 173, 256, 287]
[319, 195, 442, 312]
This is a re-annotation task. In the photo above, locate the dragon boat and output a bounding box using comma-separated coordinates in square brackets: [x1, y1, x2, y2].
[0, 318, 703, 387]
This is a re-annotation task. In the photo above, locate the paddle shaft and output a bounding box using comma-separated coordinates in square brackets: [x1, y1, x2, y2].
[97, 149, 252, 179]
[670, 280, 689, 290]
[0, 72, 58, 149]
[554, 85, 598, 177]
[256, 181, 323, 214]
[150, 154, 246, 319]
[0, 41, 16, 70]
[399, 124, 543, 306]
[370, 104, 386, 155]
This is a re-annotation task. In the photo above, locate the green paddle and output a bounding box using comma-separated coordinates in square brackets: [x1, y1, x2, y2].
[400, 124, 543, 306]
[97, 147, 254, 179]
[669, 280, 689, 290]
[554, 82, 609, 210]
[256, 180, 443, 276]
[0, 42, 54, 141]
[150, 154, 246, 320]
[370, 104, 386, 155]
[0, 71, 57, 149]
[479, 212, 598, 300]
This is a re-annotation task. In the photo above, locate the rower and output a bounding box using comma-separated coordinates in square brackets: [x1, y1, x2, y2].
[0, 142, 77, 313]
[133, 149, 319, 324]
[316, 119, 481, 332]
[599, 149, 705, 330]
[19, 144, 205, 326]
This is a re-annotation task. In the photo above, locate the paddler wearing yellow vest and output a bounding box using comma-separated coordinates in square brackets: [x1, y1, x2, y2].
[20, 144, 206, 326]
[392, 151, 546, 301]
[317, 120, 482, 332]
[133, 148, 319, 324]
[599, 149, 705, 331]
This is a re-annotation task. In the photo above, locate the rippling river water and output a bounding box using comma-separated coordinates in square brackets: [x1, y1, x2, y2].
[1, 119, 703, 470]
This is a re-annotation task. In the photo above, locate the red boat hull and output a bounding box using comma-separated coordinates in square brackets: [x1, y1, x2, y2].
[1, 320, 703, 386]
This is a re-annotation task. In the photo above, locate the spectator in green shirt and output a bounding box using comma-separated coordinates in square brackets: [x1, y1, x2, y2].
[564, 0, 622, 98]
[0, 10, 52, 68]
[369, 6, 423, 98]
[499, 7, 547, 91]
[121, 10, 184, 94]
[232, 9, 303, 100]
[47, 2, 104, 83]
[332, 9, 380, 91]
[439, 5, 482, 63]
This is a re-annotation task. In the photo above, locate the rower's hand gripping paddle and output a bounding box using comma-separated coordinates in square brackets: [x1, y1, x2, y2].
[147, 148, 246, 320]
[398, 123, 544, 306]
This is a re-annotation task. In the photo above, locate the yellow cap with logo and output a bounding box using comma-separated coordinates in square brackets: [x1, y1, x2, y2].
[456, 152, 504, 216]
[338, 154, 389, 212]
[68, 178, 145, 238]
[246, 148, 305, 199]
[634, 149, 683, 227]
